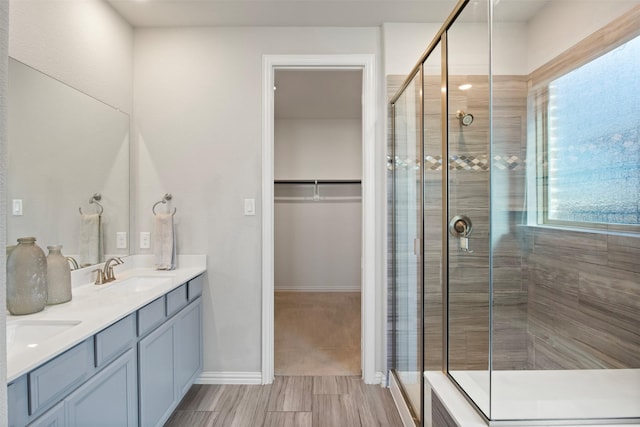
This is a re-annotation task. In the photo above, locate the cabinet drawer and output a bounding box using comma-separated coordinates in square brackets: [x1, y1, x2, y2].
[29, 339, 94, 416]
[166, 284, 187, 316]
[95, 313, 136, 367]
[137, 296, 166, 337]
[187, 276, 203, 300]
[8, 375, 28, 427]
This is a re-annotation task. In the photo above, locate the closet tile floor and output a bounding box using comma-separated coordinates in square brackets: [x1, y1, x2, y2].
[165, 376, 403, 426]
[275, 291, 361, 376]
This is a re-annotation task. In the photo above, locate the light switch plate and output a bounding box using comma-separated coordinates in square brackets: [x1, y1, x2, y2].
[116, 232, 127, 249]
[244, 198, 256, 216]
[140, 232, 151, 249]
[12, 199, 23, 216]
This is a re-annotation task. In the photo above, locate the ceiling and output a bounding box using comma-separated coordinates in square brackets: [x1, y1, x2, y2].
[106, 0, 551, 28]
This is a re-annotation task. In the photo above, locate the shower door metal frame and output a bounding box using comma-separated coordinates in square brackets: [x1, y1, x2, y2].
[390, 0, 500, 425]
[390, 66, 425, 425]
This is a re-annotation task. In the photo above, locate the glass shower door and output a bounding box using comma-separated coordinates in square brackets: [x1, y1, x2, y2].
[392, 71, 423, 421]
[446, 0, 492, 418]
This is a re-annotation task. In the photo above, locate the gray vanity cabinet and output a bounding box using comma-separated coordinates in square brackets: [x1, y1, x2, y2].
[175, 299, 203, 397]
[65, 348, 137, 426]
[138, 318, 176, 427]
[139, 296, 203, 427]
[8, 275, 204, 427]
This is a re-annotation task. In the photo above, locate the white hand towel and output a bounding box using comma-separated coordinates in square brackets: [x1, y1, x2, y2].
[79, 213, 103, 267]
[154, 213, 176, 270]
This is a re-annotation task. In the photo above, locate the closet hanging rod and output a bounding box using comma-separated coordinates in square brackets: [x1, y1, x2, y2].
[274, 179, 361, 185]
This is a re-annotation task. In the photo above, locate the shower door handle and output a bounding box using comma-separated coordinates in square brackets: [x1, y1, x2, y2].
[448, 215, 474, 253]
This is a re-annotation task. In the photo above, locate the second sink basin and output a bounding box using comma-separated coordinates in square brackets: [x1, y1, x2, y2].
[7, 319, 82, 352]
[99, 276, 173, 293]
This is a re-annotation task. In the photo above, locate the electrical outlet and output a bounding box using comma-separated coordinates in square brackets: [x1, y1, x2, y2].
[116, 232, 127, 249]
[140, 232, 151, 249]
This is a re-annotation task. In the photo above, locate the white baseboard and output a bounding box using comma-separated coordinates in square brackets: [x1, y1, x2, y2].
[196, 371, 385, 386]
[196, 371, 262, 385]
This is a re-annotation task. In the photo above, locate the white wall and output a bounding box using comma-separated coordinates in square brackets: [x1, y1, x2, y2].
[0, 1, 9, 423]
[3, 0, 132, 416]
[275, 119, 362, 180]
[275, 200, 362, 291]
[526, 0, 640, 73]
[274, 118, 362, 292]
[383, 23, 441, 76]
[384, 2, 640, 80]
[383, 22, 528, 78]
[384, 1, 640, 81]
[7, 59, 130, 259]
[8, 0, 133, 113]
[134, 26, 382, 375]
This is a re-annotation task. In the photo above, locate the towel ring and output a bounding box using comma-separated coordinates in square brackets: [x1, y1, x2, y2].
[152, 193, 177, 216]
[79, 193, 104, 215]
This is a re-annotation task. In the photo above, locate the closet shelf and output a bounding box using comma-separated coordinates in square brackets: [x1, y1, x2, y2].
[274, 179, 361, 185]
[274, 179, 361, 203]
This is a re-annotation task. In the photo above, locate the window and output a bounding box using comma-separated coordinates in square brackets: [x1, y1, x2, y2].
[542, 35, 640, 230]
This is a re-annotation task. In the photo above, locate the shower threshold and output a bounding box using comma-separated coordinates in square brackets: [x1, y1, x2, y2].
[427, 370, 640, 426]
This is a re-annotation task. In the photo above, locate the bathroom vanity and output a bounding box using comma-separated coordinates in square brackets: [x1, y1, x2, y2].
[6, 257, 206, 427]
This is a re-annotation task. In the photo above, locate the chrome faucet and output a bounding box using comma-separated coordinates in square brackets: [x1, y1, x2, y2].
[103, 257, 124, 282]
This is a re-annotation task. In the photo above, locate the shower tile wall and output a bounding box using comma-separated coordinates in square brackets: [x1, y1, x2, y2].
[490, 76, 529, 370]
[447, 74, 492, 371]
[524, 229, 640, 369]
[387, 76, 399, 373]
[422, 72, 443, 371]
[443, 74, 529, 371]
[522, 21, 640, 368]
[388, 74, 529, 372]
[388, 74, 422, 375]
[389, 67, 638, 373]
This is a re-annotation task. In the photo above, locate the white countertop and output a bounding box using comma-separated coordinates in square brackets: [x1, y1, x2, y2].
[6, 255, 206, 383]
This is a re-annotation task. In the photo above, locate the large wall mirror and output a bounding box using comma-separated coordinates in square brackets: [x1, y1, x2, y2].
[7, 58, 129, 267]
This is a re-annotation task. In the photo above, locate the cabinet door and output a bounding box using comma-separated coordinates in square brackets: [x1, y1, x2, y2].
[175, 298, 202, 398]
[65, 348, 137, 427]
[139, 318, 175, 427]
[28, 401, 64, 427]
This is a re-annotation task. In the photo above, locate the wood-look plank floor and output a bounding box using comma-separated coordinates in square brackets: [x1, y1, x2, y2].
[165, 376, 403, 427]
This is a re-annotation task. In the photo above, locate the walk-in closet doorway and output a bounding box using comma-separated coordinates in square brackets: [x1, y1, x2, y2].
[261, 55, 377, 385]
[273, 68, 363, 376]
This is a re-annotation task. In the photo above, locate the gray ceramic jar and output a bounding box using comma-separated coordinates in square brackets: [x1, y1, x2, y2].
[7, 237, 48, 315]
[46, 245, 72, 305]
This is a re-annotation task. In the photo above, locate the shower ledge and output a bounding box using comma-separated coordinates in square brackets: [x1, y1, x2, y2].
[425, 371, 640, 427]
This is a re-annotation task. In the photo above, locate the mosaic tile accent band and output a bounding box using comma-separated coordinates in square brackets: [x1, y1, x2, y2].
[389, 154, 524, 171]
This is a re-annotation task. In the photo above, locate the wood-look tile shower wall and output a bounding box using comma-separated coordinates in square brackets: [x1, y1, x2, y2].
[387, 70, 639, 372]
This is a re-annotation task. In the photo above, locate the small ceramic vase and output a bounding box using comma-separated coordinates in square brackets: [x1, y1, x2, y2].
[7, 237, 48, 315]
[46, 245, 72, 305]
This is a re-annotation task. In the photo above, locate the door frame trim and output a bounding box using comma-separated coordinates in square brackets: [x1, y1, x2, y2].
[261, 54, 377, 384]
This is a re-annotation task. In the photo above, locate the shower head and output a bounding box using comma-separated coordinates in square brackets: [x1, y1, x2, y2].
[456, 110, 474, 126]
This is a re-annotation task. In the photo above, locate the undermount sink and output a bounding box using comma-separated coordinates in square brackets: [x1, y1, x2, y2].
[99, 276, 173, 293]
[7, 319, 82, 351]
